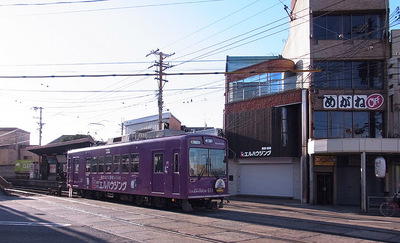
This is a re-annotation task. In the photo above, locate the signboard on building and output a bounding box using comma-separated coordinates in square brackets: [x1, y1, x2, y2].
[323, 94, 384, 110]
[375, 156, 386, 178]
[240, 147, 272, 158]
[15, 160, 34, 173]
[314, 156, 336, 166]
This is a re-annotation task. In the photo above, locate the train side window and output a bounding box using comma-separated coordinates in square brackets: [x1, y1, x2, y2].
[121, 154, 129, 173]
[154, 153, 163, 173]
[131, 154, 139, 173]
[74, 158, 79, 173]
[91, 157, 98, 173]
[85, 157, 91, 173]
[98, 156, 105, 173]
[113, 155, 121, 173]
[174, 153, 179, 173]
[105, 155, 112, 172]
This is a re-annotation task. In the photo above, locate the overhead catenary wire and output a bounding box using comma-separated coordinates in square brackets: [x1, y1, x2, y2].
[162, 0, 263, 49]
[2, 0, 223, 16]
[2, 0, 396, 140]
[223, 0, 396, 132]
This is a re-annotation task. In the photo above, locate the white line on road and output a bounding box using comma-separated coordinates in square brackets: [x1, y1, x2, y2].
[348, 220, 391, 224]
[0, 221, 71, 227]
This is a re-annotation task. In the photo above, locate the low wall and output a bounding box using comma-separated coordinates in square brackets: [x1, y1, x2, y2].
[7, 179, 67, 190]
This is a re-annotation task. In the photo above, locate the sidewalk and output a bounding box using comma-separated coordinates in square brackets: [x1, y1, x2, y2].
[229, 195, 365, 214]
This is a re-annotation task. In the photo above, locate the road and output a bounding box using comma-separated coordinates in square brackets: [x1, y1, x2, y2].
[1, 189, 400, 242]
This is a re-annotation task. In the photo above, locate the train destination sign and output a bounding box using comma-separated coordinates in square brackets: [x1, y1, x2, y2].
[323, 94, 384, 110]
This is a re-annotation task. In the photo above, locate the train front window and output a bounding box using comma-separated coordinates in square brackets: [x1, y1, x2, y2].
[189, 148, 226, 178]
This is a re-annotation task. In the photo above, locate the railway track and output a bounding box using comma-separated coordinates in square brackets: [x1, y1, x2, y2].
[5, 187, 298, 242]
[6, 187, 400, 242]
[6, 186, 70, 197]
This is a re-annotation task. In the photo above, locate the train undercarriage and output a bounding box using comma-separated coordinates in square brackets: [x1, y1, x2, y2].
[76, 189, 226, 212]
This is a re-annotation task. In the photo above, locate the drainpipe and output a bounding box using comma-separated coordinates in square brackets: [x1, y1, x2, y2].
[361, 152, 367, 212]
[301, 89, 308, 203]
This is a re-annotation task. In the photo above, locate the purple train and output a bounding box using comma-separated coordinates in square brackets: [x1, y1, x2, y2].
[67, 134, 228, 211]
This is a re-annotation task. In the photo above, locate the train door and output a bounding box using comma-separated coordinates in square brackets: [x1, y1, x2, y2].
[70, 157, 80, 186]
[152, 152, 164, 193]
[172, 151, 180, 194]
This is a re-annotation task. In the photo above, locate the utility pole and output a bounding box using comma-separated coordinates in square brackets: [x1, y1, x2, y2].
[146, 49, 174, 131]
[33, 106, 44, 145]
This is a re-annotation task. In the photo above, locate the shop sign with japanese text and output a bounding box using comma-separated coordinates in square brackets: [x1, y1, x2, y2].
[240, 147, 272, 157]
[323, 94, 384, 110]
[314, 156, 336, 166]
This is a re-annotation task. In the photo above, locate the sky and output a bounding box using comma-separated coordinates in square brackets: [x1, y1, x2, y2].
[0, 0, 397, 145]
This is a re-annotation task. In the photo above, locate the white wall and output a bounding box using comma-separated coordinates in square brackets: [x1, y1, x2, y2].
[282, 0, 311, 89]
[229, 157, 301, 199]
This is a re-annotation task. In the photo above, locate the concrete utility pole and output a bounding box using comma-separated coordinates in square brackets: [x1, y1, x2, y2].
[146, 49, 174, 131]
[33, 106, 44, 145]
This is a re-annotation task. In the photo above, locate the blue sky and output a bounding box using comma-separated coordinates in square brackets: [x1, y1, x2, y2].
[0, 0, 397, 145]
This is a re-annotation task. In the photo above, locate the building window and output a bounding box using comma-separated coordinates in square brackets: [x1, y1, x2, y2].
[314, 61, 383, 89]
[281, 107, 288, 146]
[228, 73, 296, 103]
[313, 14, 383, 40]
[313, 111, 383, 139]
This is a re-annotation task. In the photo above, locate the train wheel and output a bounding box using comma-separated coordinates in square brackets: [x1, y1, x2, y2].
[182, 200, 193, 212]
[84, 190, 93, 199]
[134, 195, 142, 205]
[151, 197, 163, 208]
[94, 191, 104, 200]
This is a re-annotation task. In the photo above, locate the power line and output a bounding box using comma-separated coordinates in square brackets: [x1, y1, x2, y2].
[9, 0, 223, 16]
[0, 0, 109, 7]
[163, 0, 263, 49]
[0, 68, 318, 79]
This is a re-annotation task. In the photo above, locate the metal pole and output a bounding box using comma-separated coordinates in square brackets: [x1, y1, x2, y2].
[361, 152, 367, 212]
[309, 154, 314, 204]
[301, 89, 308, 203]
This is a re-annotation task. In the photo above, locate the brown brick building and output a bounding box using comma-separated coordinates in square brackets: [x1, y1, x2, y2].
[225, 0, 396, 211]
[0, 128, 39, 178]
